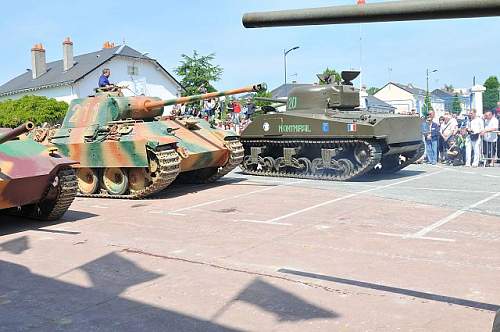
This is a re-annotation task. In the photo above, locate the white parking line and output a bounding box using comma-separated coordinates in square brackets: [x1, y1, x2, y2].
[167, 179, 306, 214]
[377, 191, 500, 242]
[376, 232, 456, 242]
[253, 170, 446, 224]
[236, 219, 292, 226]
[411, 192, 500, 238]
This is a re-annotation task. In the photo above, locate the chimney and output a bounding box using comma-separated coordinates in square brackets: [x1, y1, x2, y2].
[63, 37, 74, 71]
[31, 43, 47, 79]
[102, 41, 115, 49]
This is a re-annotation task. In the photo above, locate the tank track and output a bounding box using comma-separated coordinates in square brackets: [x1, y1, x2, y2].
[200, 139, 245, 183]
[78, 149, 181, 199]
[370, 143, 424, 175]
[240, 139, 382, 181]
[39, 168, 78, 220]
[7, 167, 78, 221]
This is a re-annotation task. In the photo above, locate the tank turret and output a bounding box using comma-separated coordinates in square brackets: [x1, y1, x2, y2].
[243, 0, 500, 28]
[0, 122, 34, 144]
[35, 83, 267, 199]
[63, 84, 266, 128]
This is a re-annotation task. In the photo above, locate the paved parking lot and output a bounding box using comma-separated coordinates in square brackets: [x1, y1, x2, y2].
[1, 164, 499, 331]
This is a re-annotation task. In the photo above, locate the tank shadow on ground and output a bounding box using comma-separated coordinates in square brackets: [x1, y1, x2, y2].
[279, 268, 500, 312]
[0, 210, 97, 236]
[153, 177, 249, 199]
[0, 258, 241, 331]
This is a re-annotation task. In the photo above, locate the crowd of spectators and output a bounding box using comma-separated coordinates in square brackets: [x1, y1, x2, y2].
[171, 97, 256, 134]
[421, 105, 499, 167]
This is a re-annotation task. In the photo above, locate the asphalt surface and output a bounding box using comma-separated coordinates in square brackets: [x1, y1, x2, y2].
[1, 164, 499, 331]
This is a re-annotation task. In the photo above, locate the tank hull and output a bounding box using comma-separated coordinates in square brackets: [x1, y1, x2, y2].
[0, 138, 77, 220]
[240, 112, 423, 180]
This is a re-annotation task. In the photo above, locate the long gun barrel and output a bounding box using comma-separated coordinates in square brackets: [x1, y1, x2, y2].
[242, 0, 500, 28]
[0, 122, 35, 144]
[143, 83, 267, 111]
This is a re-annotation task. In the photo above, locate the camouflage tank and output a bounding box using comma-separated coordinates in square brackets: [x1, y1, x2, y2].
[32, 84, 265, 198]
[240, 71, 423, 180]
[0, 122, 77, 220]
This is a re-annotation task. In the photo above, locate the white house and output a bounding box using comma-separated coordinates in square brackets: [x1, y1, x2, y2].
[374, 82, 445, 117]
[0, 39, 183, 114]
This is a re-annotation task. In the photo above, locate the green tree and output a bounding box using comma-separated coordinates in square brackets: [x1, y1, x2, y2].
[422, 94, 433, 117]
[451, 94, 462, 115]
[253, 88, 273, 108]
[367, 87, 379, 95]
[483, 76, 499, 111]
[443, 84, 454, 93]
[174, 50, 223, 98]
[0, 95, 68, 127]
[318, 68, 341, 85]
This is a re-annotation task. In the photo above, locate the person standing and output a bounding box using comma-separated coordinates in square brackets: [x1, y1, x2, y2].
[465, 109, 484, 167]
[481, 109, 499, 166]
[422, 115, 440, 165]
[245, 98, 256, 120]
[440, 113, 458, 162]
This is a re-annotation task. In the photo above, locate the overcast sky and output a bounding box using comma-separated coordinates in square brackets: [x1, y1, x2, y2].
[1, 0, 499, 92]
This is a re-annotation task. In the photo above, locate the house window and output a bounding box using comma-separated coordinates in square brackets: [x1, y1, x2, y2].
[128, 65, 139, 76]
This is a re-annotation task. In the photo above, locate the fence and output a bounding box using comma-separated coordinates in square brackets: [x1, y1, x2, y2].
[481, 131, 500, 166]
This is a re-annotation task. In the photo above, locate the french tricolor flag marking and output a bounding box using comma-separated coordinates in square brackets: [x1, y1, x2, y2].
[347, 123, 357, 132]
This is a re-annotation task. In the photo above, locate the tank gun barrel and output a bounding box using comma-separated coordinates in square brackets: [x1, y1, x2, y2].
[143, 83, 267, 111]
[242, 0, 500, 28]
[253, 97, 287, 104]
[0, 122, 35, 144]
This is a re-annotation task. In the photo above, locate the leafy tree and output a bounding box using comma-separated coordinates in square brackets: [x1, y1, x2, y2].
[422, 93, 433, 117]
[253, 88, 273, 108]
[367, 87, 379, 95]
[318, 68, 341, 85]
[451, 94, 462, 115]
[174, 50, 223, 98]
[483, 76, 499, 111]
[0, 95, 68, 127]
[443, 84, 454, 93]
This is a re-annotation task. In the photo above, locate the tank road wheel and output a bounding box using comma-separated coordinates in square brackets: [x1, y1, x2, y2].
[297, 157, 312, 174]
[274, 157, 285, 171]
[311, 158, 324, 175]
[102, 168, 129, 196]
[354, 144, 370, 165]
[76, 168, 99, 195]
[242, 156, 253, 171]
[262, 157, 275, 172]
[338, 159, 354, 177]
[128, 168, 151, 193]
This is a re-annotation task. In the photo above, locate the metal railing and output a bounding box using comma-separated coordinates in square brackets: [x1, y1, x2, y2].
[481, 131, 500, 166]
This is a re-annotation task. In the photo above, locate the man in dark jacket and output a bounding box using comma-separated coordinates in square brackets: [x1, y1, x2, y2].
[422, 115, 440, 165]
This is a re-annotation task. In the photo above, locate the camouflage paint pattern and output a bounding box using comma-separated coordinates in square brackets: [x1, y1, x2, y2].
[44, 84, 264, 171]
[0, 124, 76, 210]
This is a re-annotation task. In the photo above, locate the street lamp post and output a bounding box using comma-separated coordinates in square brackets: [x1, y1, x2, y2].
[426, 68, 438, 94]
[284, 46, 300, 85]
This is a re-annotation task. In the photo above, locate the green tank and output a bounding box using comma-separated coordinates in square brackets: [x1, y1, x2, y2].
[240, 71, 423, 180]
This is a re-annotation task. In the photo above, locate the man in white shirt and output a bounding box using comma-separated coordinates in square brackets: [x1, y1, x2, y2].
[465, 109, 484, 167]
[481, 110, 499, 166]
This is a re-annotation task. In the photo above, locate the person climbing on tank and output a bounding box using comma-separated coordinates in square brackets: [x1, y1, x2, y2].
[97, 68, 118, 92]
